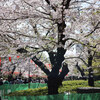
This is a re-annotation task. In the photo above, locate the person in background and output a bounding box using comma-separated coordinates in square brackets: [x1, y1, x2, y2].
[3, 78, 9, 84]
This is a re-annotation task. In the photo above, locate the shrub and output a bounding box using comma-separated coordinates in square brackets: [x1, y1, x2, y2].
[6, 80, 100, 96]
[7, 87, 48, 96]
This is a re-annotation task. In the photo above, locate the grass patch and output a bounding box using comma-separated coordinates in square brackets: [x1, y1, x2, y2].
[94, 81, 100, 87]
[6, 80, 100, 96]
[59, 80, 89, 93]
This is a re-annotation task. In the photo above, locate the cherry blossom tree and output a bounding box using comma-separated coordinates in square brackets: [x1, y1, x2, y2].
[0, 0, 100, 94]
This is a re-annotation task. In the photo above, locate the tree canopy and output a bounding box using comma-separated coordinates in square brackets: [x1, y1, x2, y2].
[0, 0, 100, 94]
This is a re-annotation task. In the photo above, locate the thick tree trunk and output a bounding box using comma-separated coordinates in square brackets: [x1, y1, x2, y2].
[88, 76, 94, 87]
[47, 76, 62, 94]
[88, 50, 94, 87]
[47, 64, 69, 95]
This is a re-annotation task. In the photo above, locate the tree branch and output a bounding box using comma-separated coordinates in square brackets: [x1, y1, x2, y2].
[85, 21, 100, 37]
[59, 62, 69, 78]
[45, 0, 56, 11]
[23, 0, 33, 7]
[17, 48, 28, 53]
[0, 16, 30, 21]
[36, 9, 50, 16]
[65, 56, 88, 67]
[0, 30, 35, 38]
[64, 38, 100, 53]
[32, 56, 50, 75]
[72, 0, 95, 5]
[75, 62, 85, 77]
[45, 0, 50, 5]
[65, 0, 71, 9]
[11, 65, 16, 75]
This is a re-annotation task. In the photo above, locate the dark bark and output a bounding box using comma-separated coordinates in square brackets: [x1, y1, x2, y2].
[76, 62, 85, 77]
[47, 76, 60, 94]
[65, 0, 71, 9]
[45, 0, 50, 5]
[19, 70, 22, 77]
[17, 48, 28, 53]
[47, 63, 69, 94]
[88, 50, 94, 86]
[59, 63, 69, 79]
[47, 20, 69, 94]
[32, 56, 50, 75]
[8, 66, 16, 82]
[11, 66, 16, 75]
[46, 18, 69, 94]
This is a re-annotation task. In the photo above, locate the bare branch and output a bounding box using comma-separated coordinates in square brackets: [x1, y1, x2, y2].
[23, 0, 33, 7]
[64, 38, 100, 53]
[85, 21, 100, 37]
[65, 56, 88, 67]
[36, 9, 50, 16]
[0, 16, 30, 21]
[6, 34, 16, 40]
[72, 0, 95, 5]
